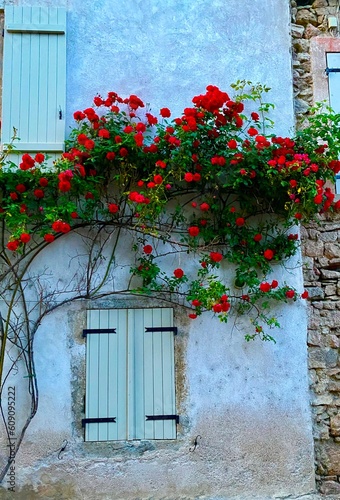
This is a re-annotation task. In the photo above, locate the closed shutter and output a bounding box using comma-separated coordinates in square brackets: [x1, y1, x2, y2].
[2, 6, 66, 153]
[83, 308, 177, 441]
[327, 53, 340, 192]
[84, 309, 128, 442]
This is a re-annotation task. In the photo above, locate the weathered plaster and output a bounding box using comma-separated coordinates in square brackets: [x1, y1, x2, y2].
[0, 0, 318, 498]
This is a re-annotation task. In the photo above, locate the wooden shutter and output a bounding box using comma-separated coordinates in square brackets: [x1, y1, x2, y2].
[84, 308, 177, 441]
[327, 53, 340, 192]
[133, 308, 177, 440]
[84, 309, 128, 442]
[2, 6, 66, 153]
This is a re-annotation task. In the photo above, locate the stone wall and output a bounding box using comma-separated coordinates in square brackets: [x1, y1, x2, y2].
[291, 1, 340, 495]
[302, 217, 340, 496]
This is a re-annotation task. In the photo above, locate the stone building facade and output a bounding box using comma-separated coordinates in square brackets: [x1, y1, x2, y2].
[291, 0, 340, 495]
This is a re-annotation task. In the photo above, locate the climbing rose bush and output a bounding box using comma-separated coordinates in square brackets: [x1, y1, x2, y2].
[2, 80, 340, 340]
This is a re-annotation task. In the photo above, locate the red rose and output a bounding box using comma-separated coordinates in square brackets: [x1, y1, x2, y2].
[286, 290, 295, 299]
[294, 213, 302, 220]
[263, 249, 274, 260]
[77, 133, 88, 145]
[39, 177, 49, 187]
[221, 302, 230, 312]
[189, 313, 197, 319]
[184, 172, 194, 182]
[193, 173, 201, 182]
[73, 111, 86, 121]
[147, 182, 156, 188]
[156, 160, 166, 169]
[235, 217, 245, 227]
[200, 202, 210, 211]
[85, 192, 94, 200]
[34, 189, 44, 199]
[160, 107, 171, 118]
[119, 147, 128, 157]
[251, 112, 260, 121]
[154, 174, 163, 184]
[253, 233, 262, 242]
[98, 128, 110, 139]
[210, 251, 223, 263]
[16, 184, 26, 193]
[84, 139, 95, 150]
[289, 179, 297, 188]
[6, 240, 19, 251]
[248, 127, 258, 136]
[301, 290, 309, 299]
[314, 194, 323, 204]
[20, 233, 30, 243]
[192, 299, 202, 307]
[44, 234, 55, 243]
[213, 303, 222, 313]
[108, 203, 119, 214]
[259, 282, 271, 293]
[34, 153, 45, 163]
[143, 245, 153, 254]
[188, 226, 200, 237]
[227, 139, 237, 149]
[58, 180, 71, 192]
[173, 268, 184, 279]
[271, 280, 278, 289]
[106, 152, 116, 161]
[70, 212, 78, 219]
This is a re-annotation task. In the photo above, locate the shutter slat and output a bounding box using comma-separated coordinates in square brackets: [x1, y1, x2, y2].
[134, 309, 146, 440]
[152, 308, 164, 439]
[86, 310, 100, 441]
[97, 311, 110, 441]
[143, 308, 155, 439]
[161, 308, 176, 439]
[113, 309, 128, 440]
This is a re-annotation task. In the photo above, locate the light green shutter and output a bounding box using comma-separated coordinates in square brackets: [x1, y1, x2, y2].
[84, 309, 128, 442]
[327, 53, 340, 192]
[84, 308, 176, 441]
[134, 308, 177, 440]
[2, 6, 66, 153]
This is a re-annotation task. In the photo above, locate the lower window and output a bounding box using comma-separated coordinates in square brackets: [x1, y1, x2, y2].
[82, 308, 177, 441]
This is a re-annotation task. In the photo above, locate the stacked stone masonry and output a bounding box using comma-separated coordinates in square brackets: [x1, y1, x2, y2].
[302, 215, 340, 496]
[291, 0, 340, 495]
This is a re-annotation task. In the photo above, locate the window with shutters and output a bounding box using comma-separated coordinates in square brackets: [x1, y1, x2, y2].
[82, 308, 178, 442]
[1, 6, 66, 156]
[326, 52, 340, 194]
[310, 39, 340, 196]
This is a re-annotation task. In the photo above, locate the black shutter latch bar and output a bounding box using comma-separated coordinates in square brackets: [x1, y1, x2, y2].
[82, 417, 116, 427]
[146, 415, 179, 424]
[325, 67, 340, 76]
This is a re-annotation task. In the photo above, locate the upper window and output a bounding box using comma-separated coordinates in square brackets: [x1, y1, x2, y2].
[82, 308, 177, 442]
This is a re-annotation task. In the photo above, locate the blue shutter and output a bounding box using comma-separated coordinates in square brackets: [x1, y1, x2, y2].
[134, 308, 177, 440]
[2, 6, 66, 153]
[327, 53, 340, 192]
[84, 308, 177, 441]
[84, 310, 127, 442]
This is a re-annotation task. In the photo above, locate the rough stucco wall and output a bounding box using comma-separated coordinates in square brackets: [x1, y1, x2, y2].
[0, 0, 317, 499]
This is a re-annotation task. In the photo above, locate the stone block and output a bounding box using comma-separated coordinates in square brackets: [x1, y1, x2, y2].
[321, 269, 340, 279]
[320, 480, 340, 495]
[304, 23, 322, 38]
[308, 330, 321, 347]
[291, 23, 305, 38]
[320, 232, 338, 242]
[330, 415, 340, 436]
[324, 242, 340, 259]
[323, 442, 340, 475]
[312, 394, 333, 405]
[308, 287, 325, 300]
[305, 240, 324, 257]
[329, 335, 340, 349]
[312, 0, 328, 7]
[328, 381, 340, 392]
